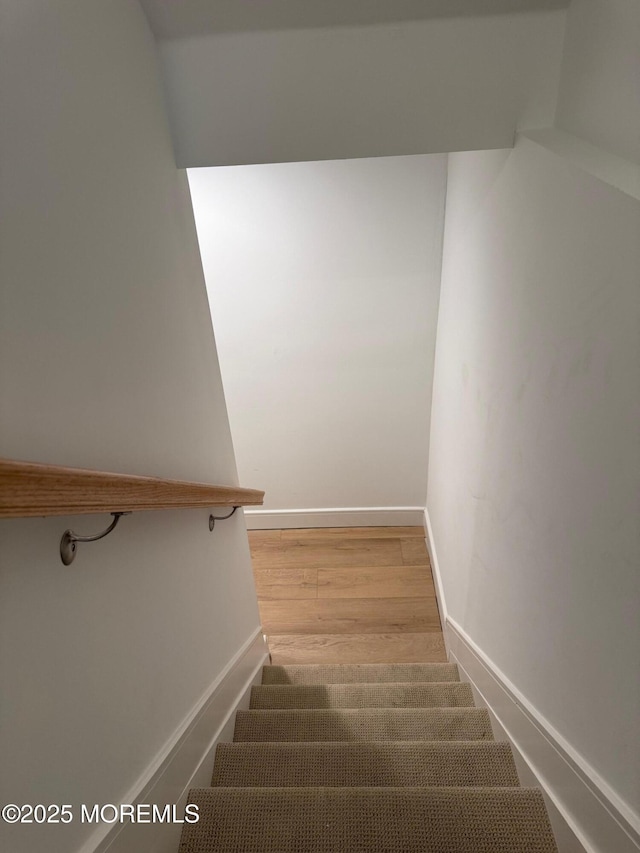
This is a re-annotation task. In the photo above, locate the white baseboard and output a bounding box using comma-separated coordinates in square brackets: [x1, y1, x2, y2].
[448, 620, 640, 853]
[422, 509, 449, 648]
[84, 629, 269, 853]
[245, 506, 426, 529]
[423, 508, 640, 853]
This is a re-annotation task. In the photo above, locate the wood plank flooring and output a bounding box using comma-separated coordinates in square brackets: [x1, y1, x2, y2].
[249, 527, 446, 665]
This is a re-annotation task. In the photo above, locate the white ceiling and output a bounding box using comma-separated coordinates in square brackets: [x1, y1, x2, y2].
[140, 0, 568, 39]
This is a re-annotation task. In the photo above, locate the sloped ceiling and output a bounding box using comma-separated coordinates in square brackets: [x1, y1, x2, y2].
[140, 0, 568, 39]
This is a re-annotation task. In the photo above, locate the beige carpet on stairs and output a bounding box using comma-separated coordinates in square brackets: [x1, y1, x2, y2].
[261, 662, 460, 684]
[179, 662, 558, 852]
[250, 682, 475, 708]
[211, 741, 521, 787]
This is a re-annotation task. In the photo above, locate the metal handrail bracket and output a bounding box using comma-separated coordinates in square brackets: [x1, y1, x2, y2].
[60, 512, 131, 565]
[59, 506, 240, 565]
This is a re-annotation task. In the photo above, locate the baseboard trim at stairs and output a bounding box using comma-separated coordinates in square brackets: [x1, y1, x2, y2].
[423, 509, 640, 853]
[85, 629, 269, 853]
[245, 506, 426, 529]
[422, 509, 449, 647]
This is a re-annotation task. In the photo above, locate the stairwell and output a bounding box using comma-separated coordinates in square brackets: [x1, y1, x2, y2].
[179, 662, 557, 851]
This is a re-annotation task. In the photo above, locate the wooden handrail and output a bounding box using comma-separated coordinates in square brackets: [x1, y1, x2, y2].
[0, 458, 264, 518]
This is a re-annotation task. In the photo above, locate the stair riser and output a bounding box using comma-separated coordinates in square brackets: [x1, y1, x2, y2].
[262, 663, 460, 684]
[212, 742, 520, 787]
[250, 682, 474, 709]
[234, 708, 493, 742]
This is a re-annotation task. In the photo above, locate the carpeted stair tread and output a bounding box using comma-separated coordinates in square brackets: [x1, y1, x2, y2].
[250, 682, 474, 709]
[234, 708, 493, 742]
[212, 741, 520, 787]
[262, 662, 459, 684]
[179, 786, 558, 852]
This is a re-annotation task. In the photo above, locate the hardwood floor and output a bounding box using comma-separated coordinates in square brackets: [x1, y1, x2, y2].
[248, 526, 446, 664]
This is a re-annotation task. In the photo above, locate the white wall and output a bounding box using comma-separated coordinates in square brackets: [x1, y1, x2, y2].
[0, 3, 260, 851]
[555, 0, 640, 164]
[140, 0, 569, 39]
[188, 155, 447, 512]
[428, 4, 640, 836]
[157, 10, 565, 167]
[428, 140, 639, 839]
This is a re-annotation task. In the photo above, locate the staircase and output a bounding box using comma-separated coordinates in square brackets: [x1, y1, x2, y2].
[179, 662, 558, 851]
